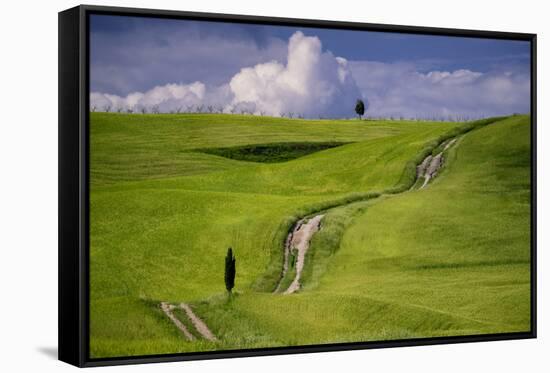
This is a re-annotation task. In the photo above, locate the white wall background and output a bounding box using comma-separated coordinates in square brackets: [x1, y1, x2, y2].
[0, 0, 547, 371]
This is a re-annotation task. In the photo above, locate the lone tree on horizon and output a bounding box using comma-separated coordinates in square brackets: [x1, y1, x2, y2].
[355, 99, 365, 119]
[224, 247, 236, 295]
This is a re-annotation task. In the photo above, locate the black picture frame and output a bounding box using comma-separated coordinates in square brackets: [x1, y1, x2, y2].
[59, 4, 537, 367]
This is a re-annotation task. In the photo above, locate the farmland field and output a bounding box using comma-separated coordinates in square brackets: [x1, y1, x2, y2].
[89, 113, 531, 358]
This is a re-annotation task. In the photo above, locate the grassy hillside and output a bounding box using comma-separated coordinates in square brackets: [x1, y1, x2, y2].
[91, 113, 396, 184]
[189, 115, 530, 350]
[89, 113, 530, 357]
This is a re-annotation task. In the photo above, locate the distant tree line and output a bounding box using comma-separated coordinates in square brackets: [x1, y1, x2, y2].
[89, 100, 490, 122]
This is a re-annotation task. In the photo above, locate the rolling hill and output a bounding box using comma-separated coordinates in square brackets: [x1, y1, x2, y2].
[89, 113, 530, 357]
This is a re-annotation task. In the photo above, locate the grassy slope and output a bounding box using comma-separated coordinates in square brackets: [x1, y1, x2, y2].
[90, 113, 457, 357]
[326, 115, 531, 331]
[89, 113, 529, 357]
[90, 113, 403, 184]
[194, 115, 530, 349]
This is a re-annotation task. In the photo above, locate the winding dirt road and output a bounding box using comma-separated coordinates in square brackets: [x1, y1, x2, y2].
[417, 138, 457, 189]
[274, 214, 324, 294]
[273, 219, 305, 293]
[160, 127, 477, 340]
[284, 214, 324, 294]
[275, 135, 460, 294]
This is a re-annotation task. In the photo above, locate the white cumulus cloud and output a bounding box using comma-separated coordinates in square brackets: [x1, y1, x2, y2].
[90, 31, 363, 118]
[349, 61, 529, 119]
[90, 82, 236, 113]
[228, 32, 361, 118]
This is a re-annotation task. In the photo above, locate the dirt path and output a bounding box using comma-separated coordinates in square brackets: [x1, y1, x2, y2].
[275, 214, 324, 294]
[273, 219, 304, 293]
[417, 138, 457, 189]
[275, 135, 461, 294]
[180, 303, 218, 341]
[160, 302, 195, 341]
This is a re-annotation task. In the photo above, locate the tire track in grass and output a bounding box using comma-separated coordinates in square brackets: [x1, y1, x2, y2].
[180, 303, 218, 341]
[160, 301, 218, 341]
[160, 302, 195, 341]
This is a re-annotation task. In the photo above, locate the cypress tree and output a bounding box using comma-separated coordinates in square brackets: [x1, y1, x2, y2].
[355, 99, 365, 119]
[224, 247, 236, 294]
[355, 100, 365, 119]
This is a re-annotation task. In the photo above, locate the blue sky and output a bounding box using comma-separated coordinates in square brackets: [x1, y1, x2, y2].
[90, 14, 530, 118]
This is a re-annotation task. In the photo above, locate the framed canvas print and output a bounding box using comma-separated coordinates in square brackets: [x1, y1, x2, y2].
[58, 5, 537, 367]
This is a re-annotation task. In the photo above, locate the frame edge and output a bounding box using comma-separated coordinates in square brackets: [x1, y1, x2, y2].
[58, 5, 85, 368]
[59, 4, 537, 367]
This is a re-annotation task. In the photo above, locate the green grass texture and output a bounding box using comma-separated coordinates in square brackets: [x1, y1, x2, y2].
[89, 113, 530, 357]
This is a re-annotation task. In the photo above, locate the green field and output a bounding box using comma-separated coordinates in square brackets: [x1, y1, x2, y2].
[89, 113, 531, 357]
